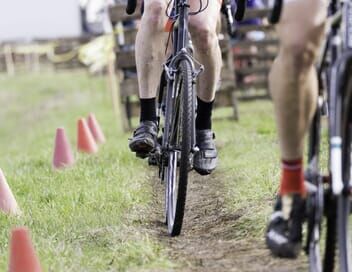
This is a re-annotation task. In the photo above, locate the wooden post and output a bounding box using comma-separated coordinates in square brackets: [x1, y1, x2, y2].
[4, 45, 15, 76]
[25, 52, 31, 72]
[33, 52, 40, 73]
[107, 54, 129, 132]
[231, 92, 239, 121]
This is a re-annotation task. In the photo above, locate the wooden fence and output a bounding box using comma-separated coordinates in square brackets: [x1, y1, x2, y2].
[232, 8, 278, 99]
[0, 37, 94, 74]
[109, 3, 242, 130]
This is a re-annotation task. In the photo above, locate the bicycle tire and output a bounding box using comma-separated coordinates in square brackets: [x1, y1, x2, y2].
[166, 59, 194, 236]
[323, 195, 337, 272]
[305, 107, 337, 272]
[305, 105, 327, 272]
[337, 77, 352, 271]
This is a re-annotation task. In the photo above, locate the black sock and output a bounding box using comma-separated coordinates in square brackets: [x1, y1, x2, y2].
[196, 97, 214, 130]
[140, 98, 156, 122]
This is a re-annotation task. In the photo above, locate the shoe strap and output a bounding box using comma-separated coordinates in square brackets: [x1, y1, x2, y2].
[134, 122, 157, 137]
[199, 149, 217, 159]
[196, 130, 216, 150]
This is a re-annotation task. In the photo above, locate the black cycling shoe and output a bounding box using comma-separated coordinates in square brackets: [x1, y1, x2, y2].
[193, 129, 218, 175]
[129, 121, 157, 158]
[266, 194, 306, 259]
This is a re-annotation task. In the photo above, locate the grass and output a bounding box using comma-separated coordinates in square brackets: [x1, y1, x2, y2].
[213, 103, 330, 241]
[0, 70, 304, 270]
[213, 103, 279, 240]
[0, 71, 173, 271]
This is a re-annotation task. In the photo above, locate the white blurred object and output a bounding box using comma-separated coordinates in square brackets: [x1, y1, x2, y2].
[78, 34, 115, 73]
[246, 31, 266, 41]
[0, 0, 82, 41]
[79, 0, 89, 7]
[83, 0, 116, 34]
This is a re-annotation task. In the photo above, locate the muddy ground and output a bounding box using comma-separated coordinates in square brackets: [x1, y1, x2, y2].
[144, 170, 308, 272]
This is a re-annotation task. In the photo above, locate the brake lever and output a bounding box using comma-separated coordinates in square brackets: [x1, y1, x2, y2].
[126, 0, 137, 15]
[225, 3, 235, 35]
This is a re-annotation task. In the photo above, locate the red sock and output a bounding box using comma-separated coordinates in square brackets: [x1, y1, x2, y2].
[279, 158, 306, 196]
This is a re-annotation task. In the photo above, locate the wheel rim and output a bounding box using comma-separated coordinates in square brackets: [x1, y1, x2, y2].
[308, 187, 323, 272]
[338, 118, 352, 270]
[167, 151, 179, 234]
[166, 74, 182, 235]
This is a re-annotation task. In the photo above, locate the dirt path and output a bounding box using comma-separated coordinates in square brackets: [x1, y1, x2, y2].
[145, 170, 308, 271]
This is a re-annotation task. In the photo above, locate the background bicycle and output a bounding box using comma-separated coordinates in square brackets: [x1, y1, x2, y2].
[267, 0, 352, 270]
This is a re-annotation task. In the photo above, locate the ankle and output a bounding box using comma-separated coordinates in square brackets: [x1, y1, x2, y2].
[140, 98, 157, 122]
[279, 158, 306, 197]
[196, 97, 214, 130]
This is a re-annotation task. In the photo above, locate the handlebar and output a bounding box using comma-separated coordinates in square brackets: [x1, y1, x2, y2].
[126, 0, 137, 15]
[221, 0, 246, 36]
[126, 0, 247, 21]
[234, 0, 246, 22]
[221, 0, 235, 35]
[269, 0, 283, 24]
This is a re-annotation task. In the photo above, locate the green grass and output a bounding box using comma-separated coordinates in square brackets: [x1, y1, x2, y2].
[213, 103, 329, 241]
[213, 102, 280, 240]
[0, 71, 173, 271]
[0, 70, 304, 270]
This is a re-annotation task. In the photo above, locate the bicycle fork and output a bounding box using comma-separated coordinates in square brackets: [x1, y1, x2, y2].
[329, 60, 343, 195]
[329, 52, 352, 196]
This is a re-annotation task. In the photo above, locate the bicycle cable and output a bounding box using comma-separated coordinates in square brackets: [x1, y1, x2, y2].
[164, 0, 209, 54]
[190, 0, 209, 15]
[165, 0, 210, 19]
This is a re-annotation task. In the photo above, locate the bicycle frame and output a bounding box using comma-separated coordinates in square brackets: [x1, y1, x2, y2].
[126, 0, 244, 236]
[160, 0, 204, 157]
[175, 0, 190, 53]
[308, 1, 352, 195]
[155, 0, 204, 235]
[306, 0, 352, 270]
[326, 0, 352, 196]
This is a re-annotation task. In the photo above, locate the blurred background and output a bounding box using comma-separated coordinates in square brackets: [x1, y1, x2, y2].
[0, 0, 117, 41]
[0, 1, 298, 271]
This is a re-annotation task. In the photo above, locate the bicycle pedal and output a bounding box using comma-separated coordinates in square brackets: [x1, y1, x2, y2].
[148, 154, 158, 166]
[136, 152, 149, 159]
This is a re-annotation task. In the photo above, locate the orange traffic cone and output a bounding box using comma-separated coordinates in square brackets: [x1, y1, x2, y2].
[77, 118, 98, 153]
[0, 169, 21, 216]
[53, 127, 74, 169]
[87, 113, 106, 144]
[8, 227, 42, 272]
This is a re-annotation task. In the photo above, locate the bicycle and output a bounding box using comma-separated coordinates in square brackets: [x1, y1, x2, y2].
[270, 0, 352, 271]
[126, 0, 245, 236]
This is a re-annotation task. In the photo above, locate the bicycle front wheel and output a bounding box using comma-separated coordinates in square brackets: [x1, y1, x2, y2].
[165, 59, 195, 236]
[337, 77, 352, 271]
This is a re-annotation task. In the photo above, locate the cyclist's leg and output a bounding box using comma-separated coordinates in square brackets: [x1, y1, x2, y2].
[129, 0, 168, 156]
[189, 0, 222, 103]
[266, 0, 328, 258]
[188, 0, 222, 175]
[136, 0, 168, 100]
